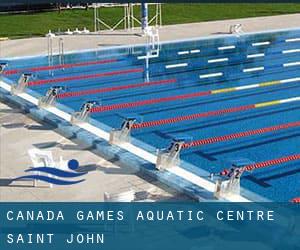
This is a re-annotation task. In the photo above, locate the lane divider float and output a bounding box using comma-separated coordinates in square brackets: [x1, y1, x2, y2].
[182, 121, 300, 148]
[291, 197, 300, 203]
[28, 68, 143, 86]
[131, 96, 300, 129]
[90, 77, 300, 114]
[220, 154, 300, 175]
[57, 78, 177, 99]
[3, 59, 118, 75]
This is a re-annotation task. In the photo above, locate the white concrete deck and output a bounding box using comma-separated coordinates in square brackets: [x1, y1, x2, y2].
[0, 14, 299, 58]
[0, 101, 191, 201]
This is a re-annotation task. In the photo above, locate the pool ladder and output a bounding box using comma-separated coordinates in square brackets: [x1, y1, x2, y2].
[47, 36, 53, 75]
[144, 27, 160, 82]
[47, 36, 65, 75]
[58, 38, 65, 69]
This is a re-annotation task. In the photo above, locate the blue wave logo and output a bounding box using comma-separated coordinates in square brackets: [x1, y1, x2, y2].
[13, 159, 86, 185]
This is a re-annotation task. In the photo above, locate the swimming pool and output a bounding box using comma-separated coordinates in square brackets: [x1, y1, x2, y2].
[1, 28, 300, 202]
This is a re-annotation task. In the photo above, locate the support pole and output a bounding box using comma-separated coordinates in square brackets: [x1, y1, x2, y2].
[141, 3, 148, 33]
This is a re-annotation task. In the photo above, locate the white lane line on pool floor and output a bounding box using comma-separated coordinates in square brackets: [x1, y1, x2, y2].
[218, 45, 235, 50]
[177, 49, 200, 55]
[283, 61, 300, 67]
[243, 67, 264, 73]
[282, 49, 300, 54]
[137, 54, 159, 60]
[247, 53, 265, 58]
[190, 49, 201, 54]
[200, 72, 223, 79]
[252, 41, 270, 46]
[166, 63, 188, 69]
[177, 51, 189, 55]
[285, 38, 300, 43]
[208, 58, 228, 63]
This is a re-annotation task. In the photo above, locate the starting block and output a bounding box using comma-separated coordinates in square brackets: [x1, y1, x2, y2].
[214, 158, 254, 199]
[0, 62, 7, 74]
[38, 86, 65, 108]
[109, 114, 143, 145]
[214, 170, 242, 199]
[11, 73, 32, 95]
[156, 134, 192, 170]
[229, 24, 243, 35]
[71, 101, 99, 124]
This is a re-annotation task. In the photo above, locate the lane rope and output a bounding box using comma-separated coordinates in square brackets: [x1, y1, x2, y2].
[90, 77, 300, 113]
[57, 78, 177, 98]
[219, 154, 300, 179]
[3, 59, 118, 75]
[182, 121, 300, 148]
[242, 154, 300, 172]
[131, 96, 300, 129]
[28, 68, 143, 86]
[291, 197, 300, 203]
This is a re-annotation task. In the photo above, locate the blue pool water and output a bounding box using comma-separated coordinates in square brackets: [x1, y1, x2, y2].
[2, 28, 300, 201]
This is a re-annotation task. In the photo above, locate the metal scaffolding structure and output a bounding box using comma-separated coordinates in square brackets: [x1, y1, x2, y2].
[93, 3, 162, 32]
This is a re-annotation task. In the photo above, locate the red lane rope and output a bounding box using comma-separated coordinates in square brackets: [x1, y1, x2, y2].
[242, 154, 300, 172]
[3, 59, 117, 75]
[219, 154, 300, 177]
[182, 121, 300, 148]
[28, 68, 143, 86]
[90, 90, 213, 113]
[131, 105, 255, 129]
[57, 78, 177, 99]
[291, 197, 300, 203]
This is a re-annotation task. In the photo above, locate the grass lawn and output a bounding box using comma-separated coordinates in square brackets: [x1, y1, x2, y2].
[0, 3, 299, 38]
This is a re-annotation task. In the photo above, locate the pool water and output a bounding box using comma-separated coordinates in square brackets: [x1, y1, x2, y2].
[2, 28, 300, 201]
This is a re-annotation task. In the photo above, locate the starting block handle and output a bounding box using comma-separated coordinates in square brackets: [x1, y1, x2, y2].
[156, 139, 185, 170]
[11, 73, 32, 95]
[0, 62, 8, 74]
[109, 117, 138, 145]
[71, 100, 99, 124]
[38, 86, 64, 108]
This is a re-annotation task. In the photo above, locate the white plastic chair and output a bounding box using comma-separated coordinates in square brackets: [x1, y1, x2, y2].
[103, 190, 135, 202]
[103, 190, 135, 232]
[28, 148, 56, 188]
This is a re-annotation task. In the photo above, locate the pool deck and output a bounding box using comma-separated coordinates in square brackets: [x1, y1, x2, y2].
[1, 13, 299, 58]
[0, 14, 299, 202]
[0, 101, 191, 201]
